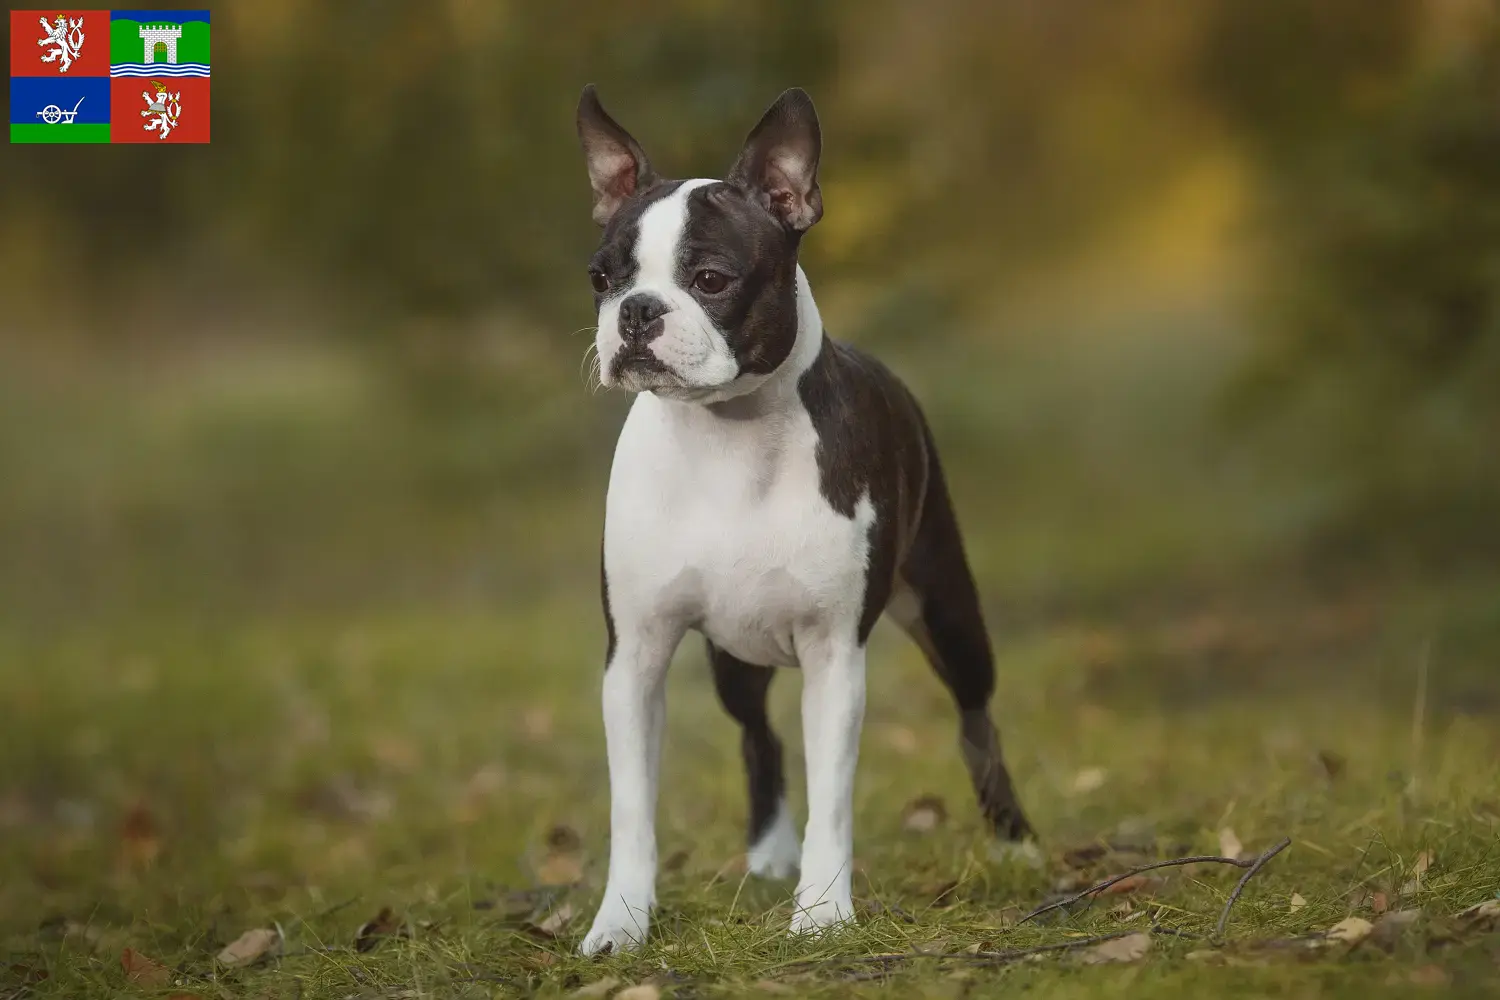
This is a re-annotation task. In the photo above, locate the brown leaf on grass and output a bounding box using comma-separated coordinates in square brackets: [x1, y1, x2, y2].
[1108, 900, 1133, 918]
[1218, 827, 1246, 862]
[1100, 874, 1162, 897]
[8, 962, 48, 986]
[1407, 965, 1451, 988]
[922, 879, 961, 907]
[568, 977, 620, 998]
[526, 903, 576, 939]
[1401, 850, 1434, 895]
[901, 795, 947, 833]
[615, 985, 662, 1000]
[1457, 899, 1500, 928]
[1289, 892, 1307, 913]
[215, 927, 281, 967]
[1079, 932, 1151, 965]
[878, 724, 920, 755]
[118, 803, 160, 868]
[120, 947, 171, 986]
[1069, 768, 1108, 795]
[663, 848, 692, 873]
[1325, 916, 1374, 946]
[1315, 750, 1346, 780]
[1372, 909, 1421, 946]
[536, 824, 586, 885]
[354, 907, 409, 952]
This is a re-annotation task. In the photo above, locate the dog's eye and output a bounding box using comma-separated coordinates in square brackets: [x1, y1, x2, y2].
[693, 270, 729, 294]
[589, 270, 610, 294]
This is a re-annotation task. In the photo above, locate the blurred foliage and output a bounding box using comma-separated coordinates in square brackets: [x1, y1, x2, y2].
[1203, 0, 1500, 560]
[2, 0, 1498, 601]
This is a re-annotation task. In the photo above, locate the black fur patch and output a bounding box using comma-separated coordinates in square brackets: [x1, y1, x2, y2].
[796, 338, 929, 642]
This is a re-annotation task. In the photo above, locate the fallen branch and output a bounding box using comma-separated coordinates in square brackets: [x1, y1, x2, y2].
[774, 929, 1141, 975]
[1017, 836, 1293, 929]
[1215, 836, 1292, 938]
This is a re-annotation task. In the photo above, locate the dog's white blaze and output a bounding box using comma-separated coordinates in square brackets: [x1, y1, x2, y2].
[595, 178, 740, 396]
[581, 270, 871, 953]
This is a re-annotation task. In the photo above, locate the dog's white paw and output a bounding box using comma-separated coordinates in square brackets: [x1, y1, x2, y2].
[747, 802, 801, 879]
[789, 881, 855, 937]
[579, 898, 651, 956]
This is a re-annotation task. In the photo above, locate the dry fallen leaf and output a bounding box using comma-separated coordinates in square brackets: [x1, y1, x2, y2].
[118, 803, 161, 868]
[878, 724, 920, 755]
[1289, 892, 1307, 913]
[901, 795, 947, 833]
[355, 907, 408, 952]
[1099, 874, 1161, 897]
[1372, 908, 1421, 945]
[528, 903, 576, 939]
[568, 977, 620, 999]
[923, 879, 961, 907]
[1401, 850, 1434, 895]
[1070, 768, 1108, 795]
[1457, 899, 1500, 928]
[215, 927, 281, 967]
[1079, 932, 1151, 965]
[535, 824, 586, 885]
[615, 985, 662, 1000]
[1408, 965, 1451, 988]
[120, 948, 171, 986]
[1315, 749, 1347, 780]
[1325, 916, 1374, 946]
[1218, 827, 1246, 862]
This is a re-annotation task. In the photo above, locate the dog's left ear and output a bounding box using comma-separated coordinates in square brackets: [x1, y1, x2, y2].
[727, 88, 822, 233]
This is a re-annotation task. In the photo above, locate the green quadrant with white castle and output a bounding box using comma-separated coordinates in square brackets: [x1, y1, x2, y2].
[110, 11, 209, 77]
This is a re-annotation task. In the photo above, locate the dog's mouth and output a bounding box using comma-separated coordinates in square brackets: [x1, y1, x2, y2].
[609, 347, 680, 392]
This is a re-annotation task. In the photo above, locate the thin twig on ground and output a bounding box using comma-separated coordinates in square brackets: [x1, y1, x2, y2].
[1214, 836, 1292, 938]
[1017, 836, 1293, 928]
[774, 929, 1140, 976]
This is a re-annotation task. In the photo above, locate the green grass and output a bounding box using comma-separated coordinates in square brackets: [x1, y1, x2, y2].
[1, 593, 1498, 998]
[110, 19, 210, 65]
[10, 124, 111, 144]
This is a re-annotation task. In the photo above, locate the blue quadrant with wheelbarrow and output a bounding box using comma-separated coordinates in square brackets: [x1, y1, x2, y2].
[12, 76, 111, 127]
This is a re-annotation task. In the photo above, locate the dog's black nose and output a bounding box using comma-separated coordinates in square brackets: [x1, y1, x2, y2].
[617, 293, 669, 345]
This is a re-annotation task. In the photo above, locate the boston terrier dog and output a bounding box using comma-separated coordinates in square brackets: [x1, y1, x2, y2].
[575, 85, 1032, 955]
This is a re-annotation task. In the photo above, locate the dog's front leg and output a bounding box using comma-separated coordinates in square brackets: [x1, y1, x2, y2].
[580, 627, 679, 955]
[790, 638, 866, 936]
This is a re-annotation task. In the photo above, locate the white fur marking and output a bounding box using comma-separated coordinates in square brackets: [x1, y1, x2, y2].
[584, 265, 874, 952]
[747, 798, 801, 879]
[596, 178, 741, 397]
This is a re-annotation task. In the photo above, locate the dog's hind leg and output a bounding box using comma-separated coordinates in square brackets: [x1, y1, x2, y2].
[888, 442, 1033, 842]
[707, 641, 799, 878]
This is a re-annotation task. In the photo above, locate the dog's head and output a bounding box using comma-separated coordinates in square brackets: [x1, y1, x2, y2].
[576, 85, 823, 403]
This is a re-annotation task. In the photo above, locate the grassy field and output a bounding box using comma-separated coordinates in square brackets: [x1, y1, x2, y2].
[1, 308, 1498, 998]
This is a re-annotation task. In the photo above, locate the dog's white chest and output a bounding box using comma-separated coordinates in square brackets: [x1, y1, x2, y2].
[604, 393, 873, 668]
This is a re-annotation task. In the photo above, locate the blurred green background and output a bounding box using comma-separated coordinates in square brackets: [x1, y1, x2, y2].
[4, 0, 1499, 627]
[2, 0, 1500, 975]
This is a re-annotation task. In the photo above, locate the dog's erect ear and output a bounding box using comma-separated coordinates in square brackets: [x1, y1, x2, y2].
[726, 88, 822, 233]
[576, 84, 658, 227]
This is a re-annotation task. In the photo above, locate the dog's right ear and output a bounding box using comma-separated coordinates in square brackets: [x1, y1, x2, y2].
[577, 84, 657, 227]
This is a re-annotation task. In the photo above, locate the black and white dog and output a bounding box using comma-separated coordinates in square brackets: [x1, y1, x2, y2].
[575, 85, 1032, 955]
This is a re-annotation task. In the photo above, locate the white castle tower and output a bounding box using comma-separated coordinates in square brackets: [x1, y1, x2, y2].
[139, 24, 182, 65]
